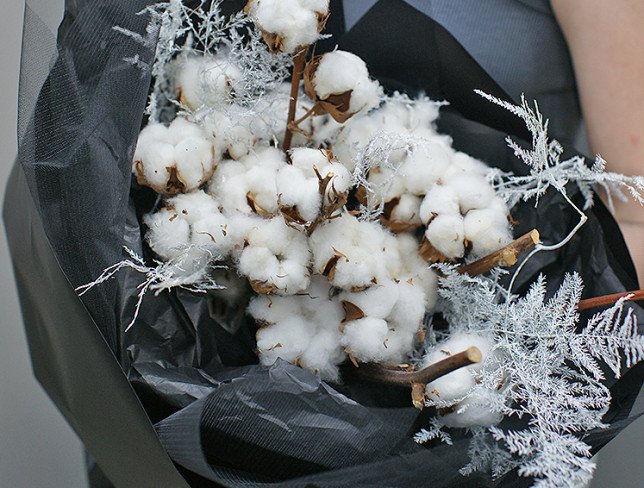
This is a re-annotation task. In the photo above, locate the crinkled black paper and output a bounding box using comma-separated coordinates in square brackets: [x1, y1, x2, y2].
[4, 0, 642, 487]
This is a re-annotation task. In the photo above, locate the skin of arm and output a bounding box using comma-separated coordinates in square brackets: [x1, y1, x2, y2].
[551, 0, 644, 284]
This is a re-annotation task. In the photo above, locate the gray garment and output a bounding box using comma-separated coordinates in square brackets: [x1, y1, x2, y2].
[342, 0, 582, 144]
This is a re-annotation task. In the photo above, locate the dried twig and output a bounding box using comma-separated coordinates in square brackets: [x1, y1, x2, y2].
[283, 46, 308, 152]
[577, 289, 644, 311]
[457, 229, 540, 277]
[353, 346, 482, 386]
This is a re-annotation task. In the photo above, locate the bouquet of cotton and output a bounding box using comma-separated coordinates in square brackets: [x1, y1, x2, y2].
[68, 2, 644, 486]
[119, 0, 529, 395]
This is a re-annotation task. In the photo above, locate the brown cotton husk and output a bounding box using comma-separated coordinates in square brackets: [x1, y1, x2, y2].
[246, 192, 274, 218]
[280, 204, 308, 226]
[380, 196, 422, 233]
[303, 56, 357, 123]
[419, 238, 453, 264]
[341, 300, 365, 323]
[250, 280, 278, 295]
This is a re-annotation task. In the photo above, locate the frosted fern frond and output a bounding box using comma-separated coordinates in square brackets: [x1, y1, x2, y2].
[418, 269, 642, 487]
[477, 91, 644, 210]
[459, 428, 518, 479]
[352, 131, 429, 222]
[116, 0, 291, 121]
[413, 418, 453, 445]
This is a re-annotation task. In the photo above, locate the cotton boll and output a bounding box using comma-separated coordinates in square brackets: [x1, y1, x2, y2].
[134, 118, 217, 194]
[165, 191, 220, 225]
[401, 143, 451, 195]
[310, 214, 392, 290]
[191, 213, 234, 257]
[176, 54, 241, 109]
[388, 194, 423, 225]
[396, 233, 439, 310]
[322, 161, 352, 196]
[424, 214, 465, 259]
[340, 280, 400, 319]
[290, 147, 331, 171]
[276, 165, 322, 222]
[341, 317, 389, 362]
[446, 173, 496, 213]
[464, 207, 513, 258]
[173, 136, 217, 190]
[239, 217, 311, 294]
[440, 387, 503, 428]
[247, 294, 296, 325]
[419, 185, 460, 223]
[144, 209, 191, 260]
[299, 327, 345, 382]
[256, 317, 314, 365]
[388, 281, 426, 333]
[133, 142, 176, 190]
[247, 0, 328, 53]
[309, 50, 382, 120]
[423, 332, 498, 402]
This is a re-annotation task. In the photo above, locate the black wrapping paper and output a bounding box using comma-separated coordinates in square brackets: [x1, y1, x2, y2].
[4, 0, 642, 487]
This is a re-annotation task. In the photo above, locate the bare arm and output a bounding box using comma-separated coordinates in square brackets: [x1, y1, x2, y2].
[551, 0, 644, 283]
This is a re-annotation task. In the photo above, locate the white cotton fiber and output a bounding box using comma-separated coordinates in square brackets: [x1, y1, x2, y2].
[248, 276, 346, 381]
[424, 214, 465, 259]
[133, 119, 217, 194]
[309, 214, 392, 290]
[144, 209, 191, 260]
[419, 185, 460, 223]
[401, 142, 451, 195]
[256, 316, 313, 365]
[340, 317, 389, 362]
[440, 387, 504, 428]
[238, 217, 311, 294]
[247, 0, 329, 53]
[389, 194, 422, 225]
[464, 204, 513, 258]
[176, 54, 242, 109]
[445, 173, 496, 213]
[423, 333, 497, 403]
[313, 50, 381, 115]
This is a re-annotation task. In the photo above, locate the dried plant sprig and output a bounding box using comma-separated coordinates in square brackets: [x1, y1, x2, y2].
[577, 289, 644, 311]
[356, 346, 482, 386]
[76, 247, 223, 331]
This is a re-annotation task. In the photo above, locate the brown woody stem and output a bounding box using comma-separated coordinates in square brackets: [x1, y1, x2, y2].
[289, 103, 317, 129]
[283, 47, 308, 153]
[457, 229, 540, 277]
[355, 346, 482, 386]
[577, 289, 644, 311]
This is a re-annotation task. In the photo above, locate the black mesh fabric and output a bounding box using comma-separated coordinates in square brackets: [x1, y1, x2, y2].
[6, 0, 642, 487]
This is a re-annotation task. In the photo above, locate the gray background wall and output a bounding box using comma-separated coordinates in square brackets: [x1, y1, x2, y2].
[0, 1, 641, 487]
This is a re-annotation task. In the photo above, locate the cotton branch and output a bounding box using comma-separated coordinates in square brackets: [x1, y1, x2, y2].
[283, 46, 308, 152]
[577, 289, 644, 311]
[457, 229, 540, 276]
[353, 347, 482, 386]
